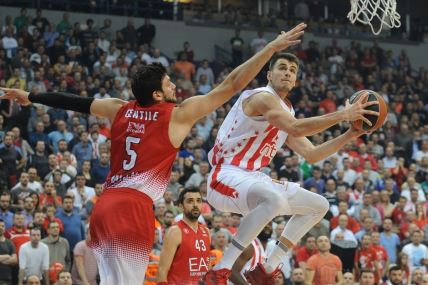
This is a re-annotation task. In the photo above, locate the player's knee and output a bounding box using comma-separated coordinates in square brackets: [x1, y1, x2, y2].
[316, 196, 330, 216]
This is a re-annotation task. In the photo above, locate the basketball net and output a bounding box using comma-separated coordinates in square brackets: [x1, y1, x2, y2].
[347, 0, 401, 35]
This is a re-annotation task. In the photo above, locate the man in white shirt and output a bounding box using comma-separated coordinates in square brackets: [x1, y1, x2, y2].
[18, 227, 49, 285]
[415, 141, 428, 163]
[66, 174, 95, 212]
[150, 48, 169, 68]
[250, 30, 268, 54]
[1, 28, 18, 59]
[330, 214, 357, 243]
[336, 157, 357, 186]
[402, 230, 428, 273]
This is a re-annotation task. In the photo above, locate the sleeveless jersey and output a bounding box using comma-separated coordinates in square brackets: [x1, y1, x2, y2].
[208, 86, 295, 171]
[104, 101, 178, 201]
[241, 238, 266, 276]
[167, 220, 211, 285]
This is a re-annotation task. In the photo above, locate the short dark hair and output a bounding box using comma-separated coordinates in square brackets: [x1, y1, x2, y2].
[388, 265, 401, 275]
[269, 52, 299, 71]
[63, 195, 74, 203]
[360, 268, 375, 278]
[177, 187, 201, 205]
[131, 63, 167, 107]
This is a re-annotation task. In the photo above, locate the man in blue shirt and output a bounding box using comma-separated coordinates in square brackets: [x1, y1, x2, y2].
[0, 192, 13, 230]
[91, 152, 110, 184]
[72, 131, 93, 172]
[380, 218, 400, 264]
[56, 196, 85, 253]
[48, 120, 73, 154]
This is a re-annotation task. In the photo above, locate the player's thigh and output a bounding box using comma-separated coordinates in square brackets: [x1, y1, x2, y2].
[207, 167, 264, 215]
[271, 181, 328, 216]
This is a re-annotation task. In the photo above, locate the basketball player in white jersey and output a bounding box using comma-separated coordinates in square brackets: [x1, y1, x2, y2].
[203, 52, 378, 285]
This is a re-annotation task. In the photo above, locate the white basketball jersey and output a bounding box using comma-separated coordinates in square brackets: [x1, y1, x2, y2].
[208, 86, 295, 171]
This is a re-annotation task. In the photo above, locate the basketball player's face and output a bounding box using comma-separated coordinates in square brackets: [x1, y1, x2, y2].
[160, 75, 177, 103]
[181, 192, 202, 221]
[268, 59, 298, 93]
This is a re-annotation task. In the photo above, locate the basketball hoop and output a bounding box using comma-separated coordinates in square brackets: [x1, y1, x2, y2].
[347, 0, 401, 35]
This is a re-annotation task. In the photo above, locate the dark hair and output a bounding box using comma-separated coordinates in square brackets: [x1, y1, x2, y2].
[269, 52, 299, 71]
[131, 63, 167, 107]
[177, 187, 201, 205]
[63, 195, 74, 203]
[360, 268, 375, 278]
[388, 265, 402, 275]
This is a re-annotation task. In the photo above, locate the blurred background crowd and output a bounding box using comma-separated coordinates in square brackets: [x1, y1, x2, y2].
[0, 1, 428, 285]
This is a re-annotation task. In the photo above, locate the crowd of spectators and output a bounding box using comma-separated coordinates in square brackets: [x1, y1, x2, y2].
[1, 6, 428, 285]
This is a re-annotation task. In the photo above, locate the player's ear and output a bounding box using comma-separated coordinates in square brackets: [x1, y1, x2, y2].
[267, 70, 272, 82]
[152, 90, 163, 102]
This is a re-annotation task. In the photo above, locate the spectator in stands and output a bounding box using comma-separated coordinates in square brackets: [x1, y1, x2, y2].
[26, 275, 41, 285]
[402, 230, 428, 273]
[56, 196, 85, 254]
[303, 166, 325, 194]
[56, 271, 72, 285]
[0, 218, 17, 284]
[42, 221, 70, 274]
[330, 214, 357, 243]
[71, 227, 97, 285]
[11, 172, 37, 211]
[295, 234, 317, 269]
[18, 227, 49, 285]
[230, 29, 244, 67]
[0, 133, 24, 187]
[306, 235, 343, 285]
[137, 18, 156, 46]
[0, 192, 14, 230]
[359, 269, 376, 285]
[384, 265, 405, 285]
[250, 30, 267, 55]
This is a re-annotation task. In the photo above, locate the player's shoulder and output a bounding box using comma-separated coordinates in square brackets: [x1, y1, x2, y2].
[166, 224, 182, 236]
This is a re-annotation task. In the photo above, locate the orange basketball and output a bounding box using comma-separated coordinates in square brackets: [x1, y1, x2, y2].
[349, 90, 388, 132]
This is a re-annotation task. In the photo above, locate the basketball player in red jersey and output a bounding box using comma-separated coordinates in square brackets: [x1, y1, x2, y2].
[230, 223, 272, 285]
[0, 23, 306, 285]
[156, 187, 210, 284]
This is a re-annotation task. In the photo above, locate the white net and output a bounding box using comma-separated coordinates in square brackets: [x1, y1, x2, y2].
[347, 0, 401, 35]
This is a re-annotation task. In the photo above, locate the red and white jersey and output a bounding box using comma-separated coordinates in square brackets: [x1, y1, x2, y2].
[167, 220, 211, 285]
[208, 86, 294, 171]
[104, 101, 178, 201]
[241, 238, 266, 276]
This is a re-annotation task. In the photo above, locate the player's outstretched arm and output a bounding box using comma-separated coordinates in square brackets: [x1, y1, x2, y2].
[285, 125, 367, 164]
[173, 23, 306, 126]
[248, 91, 379, 137]
[156, 226, 182, 283]
[0, 87, 126, 122]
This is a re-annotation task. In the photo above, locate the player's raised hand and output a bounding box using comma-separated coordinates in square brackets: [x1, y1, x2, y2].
[267, 23, 307, 52]
[343, 92, 379, 126]
[0, 87, 31, 106]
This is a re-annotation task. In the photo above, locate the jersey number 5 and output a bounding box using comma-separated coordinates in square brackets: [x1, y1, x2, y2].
[123, 136, 141, 170]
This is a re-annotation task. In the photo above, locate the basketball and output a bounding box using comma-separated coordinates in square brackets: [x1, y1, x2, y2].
[349, 90, 388, 131]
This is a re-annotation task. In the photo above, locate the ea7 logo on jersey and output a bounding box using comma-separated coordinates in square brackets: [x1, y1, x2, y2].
[127, 122, 145, 134]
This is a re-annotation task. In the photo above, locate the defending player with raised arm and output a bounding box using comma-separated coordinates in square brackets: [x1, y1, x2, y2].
[0, 23, 307, 285]
[203, 52, 379, 285]
[156, 188, 211, 285]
